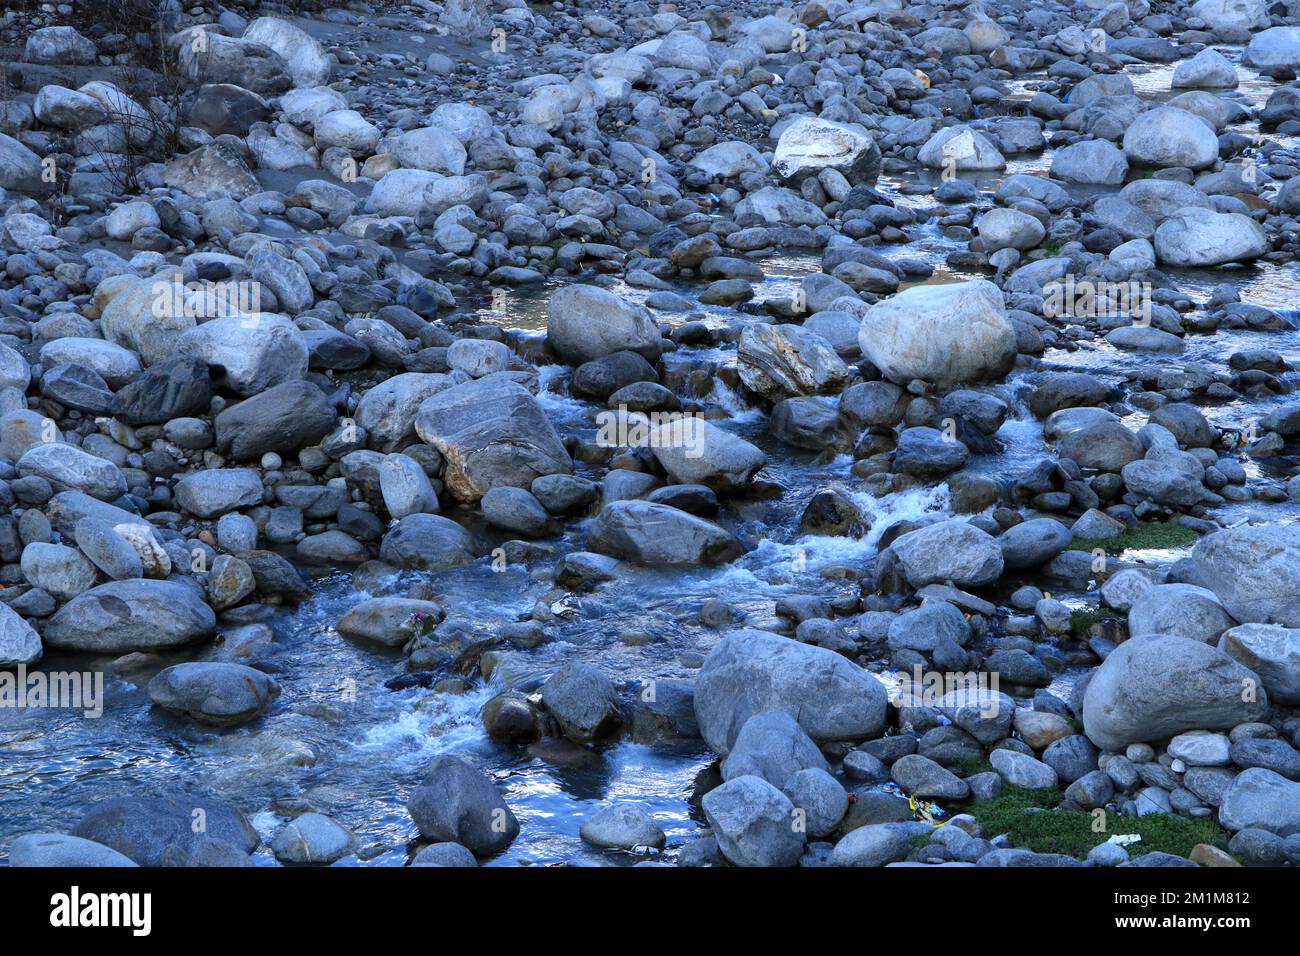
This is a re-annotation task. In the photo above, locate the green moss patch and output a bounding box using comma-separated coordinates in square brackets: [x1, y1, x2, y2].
[967, 786, 1228, 860]
[1068, 606, 1115, 639]
[1070, 522, 1200, 555]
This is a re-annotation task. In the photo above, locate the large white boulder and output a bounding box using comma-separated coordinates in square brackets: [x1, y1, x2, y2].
[858, 279, 1017, 387]
[1153, 207, 1268, 267]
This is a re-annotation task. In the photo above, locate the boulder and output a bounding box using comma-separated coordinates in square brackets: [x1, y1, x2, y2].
[406, 755, 519, 855]
[1219, 768, 1300, 835]
[1192, 525, 1300, 627]
[858, 279, 1016, 388]
[242, 17, 332, 87]
[1219, 624, 1300, 705]
[1128, 584, 1235, 643]
[720, 710, 830, 786]
[772, 116, 881, 184]
[891, 519, 1005, 589]
[414, 375, 572, 503]
[72, 795, 258, 866]
[579, 805, 666, 850]
[337, 597, 444, 647]
[0, 602, 42, 667]
[43, 580, 217, 653]
[213, 380, 335, 461]
[174, 469, 265, 518]
[694, 629, 888, 754]
[1123, 106, 1219, 170]
[918, 126, 1005, 170]
[1082, 635, 1269, 751]
[148, 662, 280, 725]
[587, 500, 742, 566]
[546, 285, 661, 364]
[1153, 207, 1268, 267]
[737, 323, 851, 399]
[1244, 26, 1300, 71]
[177, 314, 309, 397]
[701, 775, 804, 867]
[540, 662, 621, 743]
[9, 833, 138, 867]
[378, 514, 476, 571]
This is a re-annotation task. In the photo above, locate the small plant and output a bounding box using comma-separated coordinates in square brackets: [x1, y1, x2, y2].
[1068, 606, 1113, 638]
[406, 611, 437, 639]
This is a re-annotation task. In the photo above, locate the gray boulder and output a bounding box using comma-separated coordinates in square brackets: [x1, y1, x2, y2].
[891, 519, 1005, 589]
[148, 662, 280, 725]
[694, 629, 888, 754]
[378, 514, 476, 571]
[546, 285, 661, 364]
[587, 500, 742, 566]
[1082, 635, 1269, 751]
[213, 380, 335, 461]
[9, 833, 138, 867]
[406, 755, 520, 856]
[540, 662, 621, 743]
[72, 795, 259, 866]
[414, 374, 572, 504]
[701, 775, 805, 867]
[43, 580, 217, 653]
[720, 710, 830, 785]
[579, 804, 666, 850]
[1192, 525, 1300, 627]
[1128, 584, 1235, 643]
[1219, 624, 1300, 705]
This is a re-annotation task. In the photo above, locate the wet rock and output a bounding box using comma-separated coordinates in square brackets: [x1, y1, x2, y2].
[579, 805, 666, 851]
[271, 812, 355, 865]
[588, 500, 741, 566]
[337, 597, 443, 647]
[9, 833, 138, 867]
[648, 418, 764, 493]
[540, 662, 621, 744]
[148, 662, 280, 726]
[406, 755, 519, 856]
[378, 514, 476, 572]
[72, 795, 259, 866]
[414, 375, 572, 504]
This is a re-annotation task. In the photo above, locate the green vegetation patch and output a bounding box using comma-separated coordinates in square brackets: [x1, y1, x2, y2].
[1068, 606, 1113, 639]
[1070, 522, 1200, 555]
[967, 786, 1227, 860]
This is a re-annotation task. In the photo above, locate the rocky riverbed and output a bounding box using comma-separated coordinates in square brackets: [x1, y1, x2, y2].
[1, 0, 1300, 868]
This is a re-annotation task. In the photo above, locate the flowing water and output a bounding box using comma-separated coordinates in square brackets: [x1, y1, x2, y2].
[3, 46, 1300, 866]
